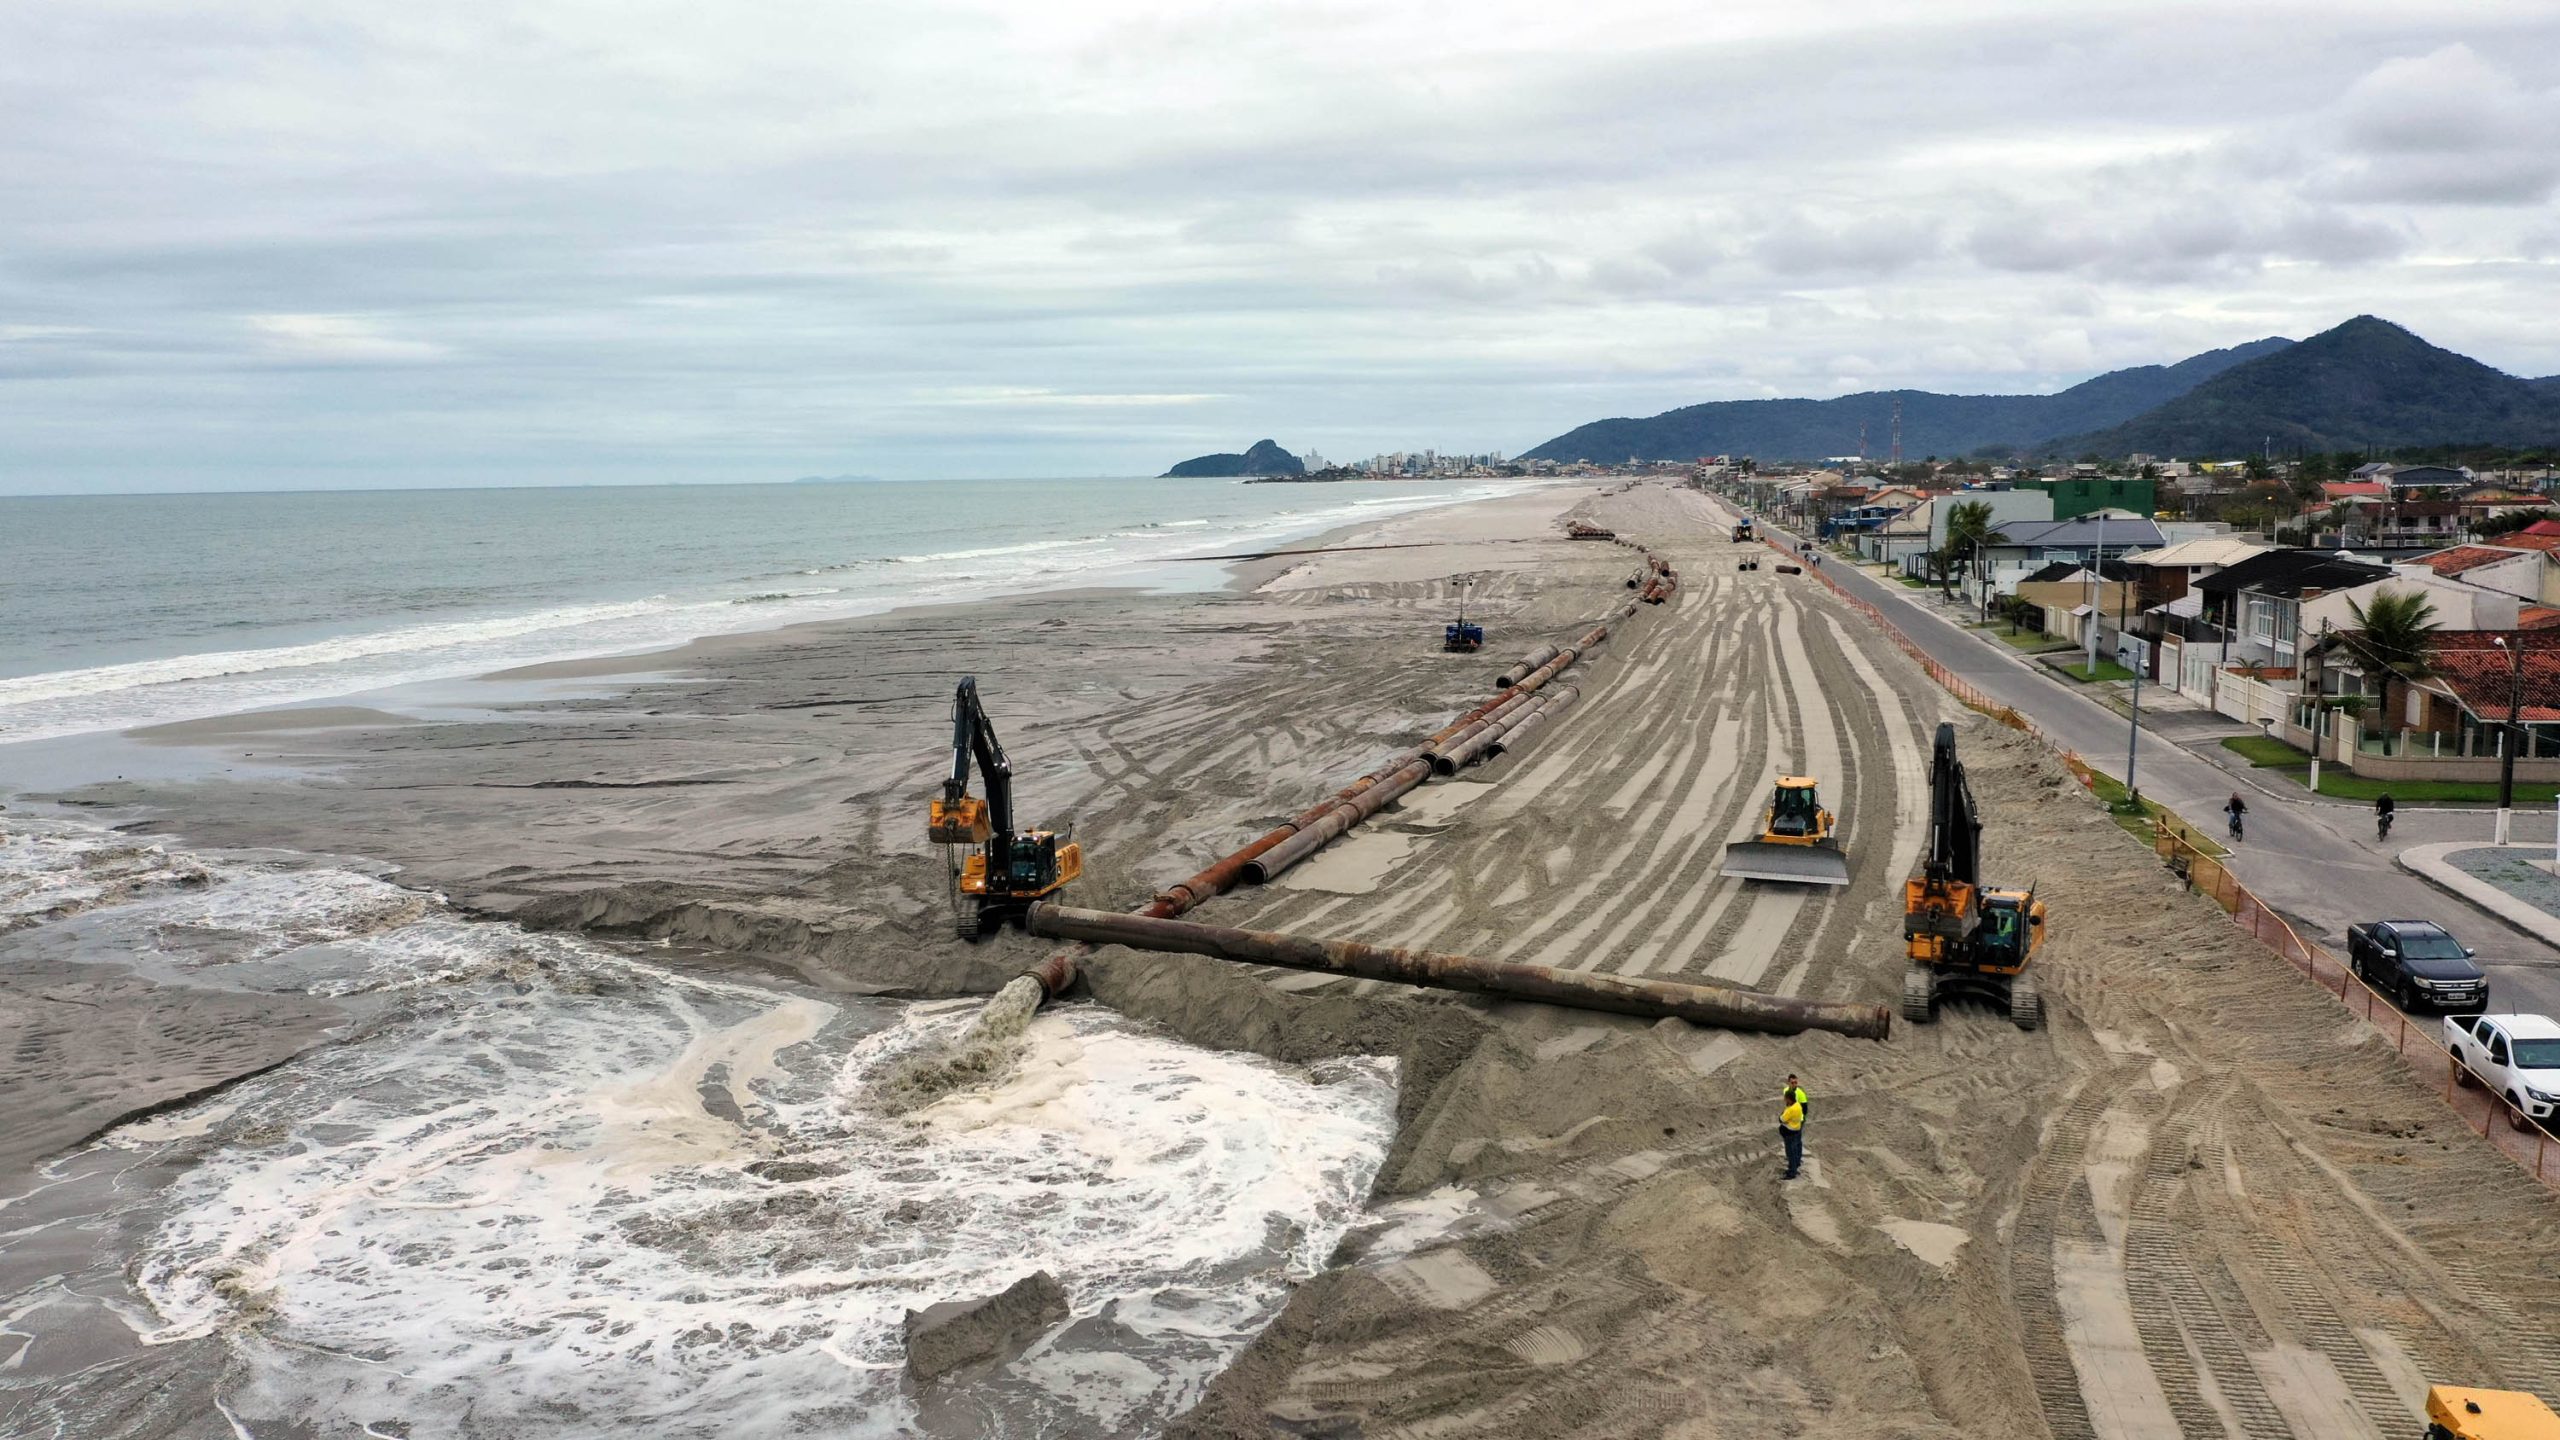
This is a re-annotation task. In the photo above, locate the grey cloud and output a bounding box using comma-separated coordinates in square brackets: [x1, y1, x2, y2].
[6, 2, 2560, 491]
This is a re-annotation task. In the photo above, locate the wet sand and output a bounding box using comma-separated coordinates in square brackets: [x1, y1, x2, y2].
[9, 476, 2560, 1434]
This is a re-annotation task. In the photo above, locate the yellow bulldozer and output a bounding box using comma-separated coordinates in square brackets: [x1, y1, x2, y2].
[2426, 1385, 2560, 1439]
[1721, 776, 1851, 887]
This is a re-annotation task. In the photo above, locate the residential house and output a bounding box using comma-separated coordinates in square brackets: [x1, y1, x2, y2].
[1860, 499, 1937, 568]
[2124, 538, 2276, 701]
[2381, 464, 2474, 491]
[1972, 515, 2163, 595]
[2191, 550, 2393, 721]
[2301, 629, 2560, 776]
[2012, 560, 2137, 649]
[1924, 488, 2053, 549]
[2399, 545, 2560, 605]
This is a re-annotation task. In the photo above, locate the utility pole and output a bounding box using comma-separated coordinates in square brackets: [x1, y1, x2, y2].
[2085, 512, 2105, 677]
[2124, 552, 2141, 803]
[2309, 619, 2330, 792]
[2496, 634, 2523, 845]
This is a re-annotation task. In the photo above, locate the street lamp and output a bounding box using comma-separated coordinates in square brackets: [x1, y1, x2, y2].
[2494, 634, 2524, 845]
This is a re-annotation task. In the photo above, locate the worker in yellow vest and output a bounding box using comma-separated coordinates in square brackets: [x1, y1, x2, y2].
[1779, 1092, 1806, 1180]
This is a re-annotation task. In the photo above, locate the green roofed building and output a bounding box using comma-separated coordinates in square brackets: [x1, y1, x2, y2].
[2023, 475, 2158, 519]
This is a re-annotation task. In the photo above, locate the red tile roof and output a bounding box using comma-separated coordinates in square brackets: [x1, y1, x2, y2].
[2322, 481, 2387, 499]
[2525, 520, 2560, 537]
[2414, 546, 2528, 577]
[2522, 607, 2560, 630]
[2423, 632, 2560, 723]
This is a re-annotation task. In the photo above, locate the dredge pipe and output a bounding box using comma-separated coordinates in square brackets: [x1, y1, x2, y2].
[1424, 690, 1538, 771]
[1147, 749, 1421, 916]
[1495, 644, 1560, 690]
[1151, 599, 1619, 912]
[1243, 758, 1433, 884]
[1465, 684, 1581, 765]
[1437, 683, 1577, 772]
[1027, 904, 1891, 1040]
[1023, 949, 1080, 999]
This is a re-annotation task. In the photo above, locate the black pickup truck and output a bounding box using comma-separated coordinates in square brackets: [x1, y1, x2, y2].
[2346, 920, 2489, 1014]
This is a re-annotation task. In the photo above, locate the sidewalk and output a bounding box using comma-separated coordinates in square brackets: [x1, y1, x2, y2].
[2401, 841, 2560, 949]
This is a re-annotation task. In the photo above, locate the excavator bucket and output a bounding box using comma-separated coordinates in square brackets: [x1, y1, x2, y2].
[1721, 840, 1852, 887]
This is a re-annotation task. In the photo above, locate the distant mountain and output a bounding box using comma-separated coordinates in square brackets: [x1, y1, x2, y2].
[1517, 337, 2292, 463]
[1164, 439, 1305, 478]
[2056, 317, 2560, 456]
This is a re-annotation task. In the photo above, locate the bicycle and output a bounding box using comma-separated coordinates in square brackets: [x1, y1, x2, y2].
[2226, 810, 2245, 843]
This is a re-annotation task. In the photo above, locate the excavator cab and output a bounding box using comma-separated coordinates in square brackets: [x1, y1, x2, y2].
[932, 677, 1085, 940]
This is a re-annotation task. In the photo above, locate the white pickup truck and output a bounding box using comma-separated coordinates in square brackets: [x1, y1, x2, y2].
[2442, 1013, 2560, 1132]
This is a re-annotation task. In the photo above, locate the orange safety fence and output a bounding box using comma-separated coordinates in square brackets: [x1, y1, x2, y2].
[1761, 522, 2560, 1193]
[2156, 826, 2558, 1187]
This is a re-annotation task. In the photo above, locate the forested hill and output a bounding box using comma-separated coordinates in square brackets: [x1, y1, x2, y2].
[2056, 317, 2560, 456]
[1517, 337, 2291, 463]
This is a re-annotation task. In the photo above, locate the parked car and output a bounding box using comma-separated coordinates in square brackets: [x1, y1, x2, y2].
[2346, 920, 2489, 1014]
[2442, 1013, 2560, 1131]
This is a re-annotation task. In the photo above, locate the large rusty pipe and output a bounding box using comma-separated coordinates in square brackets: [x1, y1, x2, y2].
[1436, 683, 1576, 772]
[1147, 749, 1423, 916]
[1469, 684, 1581, 765]
[1149, 593, 1621, 915]
[1023, 949, 1079, 998]
[1242, 758, 1433, 883]
[1027, 904, 1890, 1040]
[1424, 689, 1539, 769]
[1495, 644, 1560, 689]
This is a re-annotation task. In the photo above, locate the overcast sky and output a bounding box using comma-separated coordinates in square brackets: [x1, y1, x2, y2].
[5, 1, 2558, 493]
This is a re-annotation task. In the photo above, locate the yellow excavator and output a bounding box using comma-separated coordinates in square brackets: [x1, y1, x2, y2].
[1721, 776, 1851, 887]
[2425, 1385, 2560, 1439]
[1901, 723, 2047, 1029]
[926, 677, 1083, 940]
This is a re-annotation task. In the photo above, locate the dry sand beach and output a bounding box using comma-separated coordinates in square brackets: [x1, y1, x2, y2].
[7, 479, 2560, 1436]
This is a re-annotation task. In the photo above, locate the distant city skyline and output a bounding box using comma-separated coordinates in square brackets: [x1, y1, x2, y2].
[4, 1, 2557, 494]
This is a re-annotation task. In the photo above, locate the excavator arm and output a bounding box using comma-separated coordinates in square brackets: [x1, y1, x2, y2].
[1905, 723, 1983, 954]
[928, 677, 1009, 845]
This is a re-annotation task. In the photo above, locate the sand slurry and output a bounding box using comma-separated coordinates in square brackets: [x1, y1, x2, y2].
[24, 479, 2560, 1435]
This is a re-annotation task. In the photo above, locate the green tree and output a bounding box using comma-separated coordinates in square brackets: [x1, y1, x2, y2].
[1936, 499, 2007, 602]
[2338, 588, 2441, 749]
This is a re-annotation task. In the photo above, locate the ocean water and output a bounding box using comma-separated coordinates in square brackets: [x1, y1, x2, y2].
[0, 476, 1530, 743]
[0, 816, 1399, 1436]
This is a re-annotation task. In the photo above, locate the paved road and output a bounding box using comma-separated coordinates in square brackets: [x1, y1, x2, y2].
[1741, 508, 2560, 1021]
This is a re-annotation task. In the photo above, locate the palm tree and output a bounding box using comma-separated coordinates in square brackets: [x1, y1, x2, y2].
[1937, 499, 2007, 603]
[2338, 588, 2440, 753]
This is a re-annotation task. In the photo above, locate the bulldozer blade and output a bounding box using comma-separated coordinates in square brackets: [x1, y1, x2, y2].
[1720, 841, 1851, 887]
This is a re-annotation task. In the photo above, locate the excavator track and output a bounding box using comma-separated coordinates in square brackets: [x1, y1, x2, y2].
[2008, 972, 2045, 1031]
[1900, 966, 1936, 1024]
